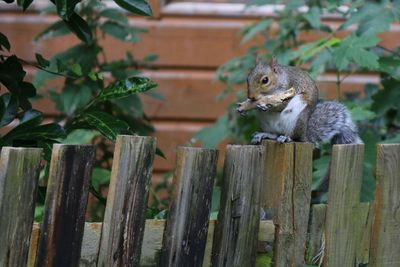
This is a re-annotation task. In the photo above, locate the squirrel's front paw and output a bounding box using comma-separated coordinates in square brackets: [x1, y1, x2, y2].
[256, 103, 272, 111]
[236, 103, 247, 116]
[251, 132, 278, 144]
[276, 135, 292, 143]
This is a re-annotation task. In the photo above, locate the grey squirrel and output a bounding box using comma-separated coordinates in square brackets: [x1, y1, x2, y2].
[237, 57, 362, 197]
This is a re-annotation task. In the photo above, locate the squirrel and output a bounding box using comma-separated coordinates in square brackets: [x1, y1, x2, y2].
[238, 57, 363, 197]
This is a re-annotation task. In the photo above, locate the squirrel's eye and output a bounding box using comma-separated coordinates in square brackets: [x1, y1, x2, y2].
[261, 76, 269, 85]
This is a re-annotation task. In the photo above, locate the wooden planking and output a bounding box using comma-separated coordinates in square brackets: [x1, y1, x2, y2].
[97, 136, 156, 267]
[211, 145, 265, 267]
[292, 143, 313, 266]
[0, 147, 42, 267]
[161, 147, 218, 267]
[370, 144, 400, 267]
[306, 204, 327, 265]
[262, 142, 313, 267]
[1, 13, 400, 68]
[28, 220, 275, 266]
[323, 144, 364, 267]
[28, 68, 378, 120]
[36, 144, 95, 267]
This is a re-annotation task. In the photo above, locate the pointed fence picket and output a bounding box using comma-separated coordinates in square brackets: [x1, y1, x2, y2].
[0, 136, 399, 267]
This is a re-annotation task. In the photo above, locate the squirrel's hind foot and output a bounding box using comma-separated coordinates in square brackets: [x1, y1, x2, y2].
[276, 135, 292, 143]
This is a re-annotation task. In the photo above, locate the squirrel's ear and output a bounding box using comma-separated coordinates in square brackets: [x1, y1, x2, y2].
[269, 56, 278, 73]
[255, 55, 262, 65]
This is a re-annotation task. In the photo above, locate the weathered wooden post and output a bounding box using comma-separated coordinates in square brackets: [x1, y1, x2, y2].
[0, 147, 42, 267]
[211, 145, 265, 267]
[97, 135, 156, 267]
[370, 144, 400, 267]
[322, 144, 367, 266]
[261, 141, 313, 267]
[160, 147, 218, 267]
[35, 144, 95, 267]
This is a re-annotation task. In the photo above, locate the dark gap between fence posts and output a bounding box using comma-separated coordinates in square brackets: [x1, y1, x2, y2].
[0, 147, 42, 267]
[211, 145, 265, 267]
[97, 135, 156, 267]
[35, 144, 95, 267]
[160, 147, 218, 267]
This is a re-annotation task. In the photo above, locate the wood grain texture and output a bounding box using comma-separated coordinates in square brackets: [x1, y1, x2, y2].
[211, 145, 265, 267]
[306, 204, 327, 265]
[267, 142, 313, 267]
[97, 136, 156, 267]
[160, 147, 218, 267]
[292, 143, 313, 266]
[323, 144, 364, 267]
[28, 220, 275, 266]
[370, 144, 400, 267]
[0, 147, 42, 267]
[36, 144, 95, 267]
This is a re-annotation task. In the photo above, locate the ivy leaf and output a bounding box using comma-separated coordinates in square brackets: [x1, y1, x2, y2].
[34, 20, 70, 41]
[35, 53, 50, 68]
[63, 13, 92, 43]
[100, 21, 145, 43]
[241, 19, 272, 44]
[0, 32, 10, 51]
[113, 0, 153, 16]
[0, 93, 19, 127]
[95, 77, 157, 103]
[81, 111, 133, 141]
[99, 8, 129, 25]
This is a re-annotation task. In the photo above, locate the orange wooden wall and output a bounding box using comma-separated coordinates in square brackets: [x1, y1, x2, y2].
[1, 1, 397, 180]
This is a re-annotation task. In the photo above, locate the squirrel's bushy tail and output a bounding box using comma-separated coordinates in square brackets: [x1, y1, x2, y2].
[308, 101, 362, 202]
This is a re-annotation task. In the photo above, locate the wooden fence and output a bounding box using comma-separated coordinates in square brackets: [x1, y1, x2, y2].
[0, 135, 399, 267]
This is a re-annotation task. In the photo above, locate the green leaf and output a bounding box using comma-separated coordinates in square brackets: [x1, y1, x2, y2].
[95, 77, 157, 103]
[51, 84, 92, 115]
[100, 21, 144, 42]
[63, 13, 92, 43]
[0, 93, 19, 127]
[0, 32, 10, 51]
[194, 114, 229, 148]
[2, 109, 43, 144]
[34, 20, 70, 41]
[35, 53, 50, 68]
[113, 0, 153, 16]
[81, 111, 133, 141]
[241, 19, 272, 44]
[350, 106, 377, 121]
[303, 6, 321, 29]
[156, 147, 166, 159]
[99, 8, 129, 25]
[17, 0, 33, 11]
[62, 129, 99, 144]
[55, 0, 81, 19]
[91, 168, 111, 191]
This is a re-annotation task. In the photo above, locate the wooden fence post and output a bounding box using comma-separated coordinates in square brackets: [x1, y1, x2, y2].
[0, 147, 42, 267]
[211, 145, 265, 267]
[306, 204, 327, 265]
[261, 141, 313, 267]
[35, 144, 95, 267]
[160, 147, 218, 267]
[97, 135, 156, 267]
[323, 144, 365, 266]
[370, 144, 400, 267]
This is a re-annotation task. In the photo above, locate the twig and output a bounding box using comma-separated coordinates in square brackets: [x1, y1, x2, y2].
[378, 45, 400, 58]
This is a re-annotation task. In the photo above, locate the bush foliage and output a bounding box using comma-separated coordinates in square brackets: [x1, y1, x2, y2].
[195, 0, 400, 202]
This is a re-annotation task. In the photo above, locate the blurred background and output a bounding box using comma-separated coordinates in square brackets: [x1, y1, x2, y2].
[1, 0, 399, 220]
